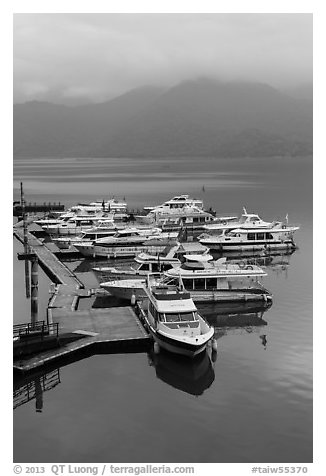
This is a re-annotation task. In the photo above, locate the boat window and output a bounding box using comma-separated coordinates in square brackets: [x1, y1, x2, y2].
[183, 277, 195, 290]
[165, 313, 180, 322]
[248, 233, 255, 240]
[206, 278, 217, 289]
[180, 312, 195, 322]
[266, 233, 273, 240]
[149, 301, 158, 321]
[194, 278, 205, 290]
[256, 233, 264, 240]
[165, 312, 195, 322]
[139, 263, 150, 271]
[151, 263, 160, 272]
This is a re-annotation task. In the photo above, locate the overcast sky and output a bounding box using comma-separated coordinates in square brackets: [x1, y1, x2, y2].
[13, 13, 312, 105]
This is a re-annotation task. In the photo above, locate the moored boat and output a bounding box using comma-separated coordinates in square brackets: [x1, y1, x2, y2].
[200, 208, 274, 235]
[100, 256, 272, 304]
[139, 276, 215, 357]
[199, 223, 299, 252]
[74, 227, 179, 258]
[93, 242, 181, 282]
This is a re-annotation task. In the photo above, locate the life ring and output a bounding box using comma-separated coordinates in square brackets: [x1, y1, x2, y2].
[245, 265, 254, 270]
[239, 261, 246, 269]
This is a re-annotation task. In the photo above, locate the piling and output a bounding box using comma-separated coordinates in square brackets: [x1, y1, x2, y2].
[21, 182, 30, 298]
[30, 256, 39, 325]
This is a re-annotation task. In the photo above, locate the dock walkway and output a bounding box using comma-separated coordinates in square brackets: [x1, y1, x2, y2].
[14, 306, 149, 372]
[13, 226, 83, 288]
[13, 223, 150, 373]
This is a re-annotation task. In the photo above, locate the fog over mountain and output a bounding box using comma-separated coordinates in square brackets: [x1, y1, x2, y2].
[13, 78, 312, 158]
[14, 14, 312, 105]
[14, 14, 312, 158]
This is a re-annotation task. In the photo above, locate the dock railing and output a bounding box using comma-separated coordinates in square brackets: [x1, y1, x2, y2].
[13, 321, 59, 340]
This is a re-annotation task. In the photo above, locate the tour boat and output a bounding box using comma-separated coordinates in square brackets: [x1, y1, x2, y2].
[51, 220, 126, 249]
[92, 241, 213, 282]
[43, 214, 114, 236]
[199, 223, 300, 252]
[200, 208, 274, 234]
[74, 227, 179, 258]
[92, 242, 181, 282]
[88, 198, 128, 220]
[138, 276, 215, 357]
[143, 194, 205, 212]
[164, 256, 272, 302]
[100, 255, 272, 303]
[137, 204, 219, 229]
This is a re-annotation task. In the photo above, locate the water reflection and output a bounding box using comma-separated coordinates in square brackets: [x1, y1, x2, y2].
[211, 249, 295, 276]
[199, 301, 272, 351]
[13, 369, 61, 412]
[199, 300, 271, 326]
[68, 249, 295, 276]
[147, 347, 215, 396]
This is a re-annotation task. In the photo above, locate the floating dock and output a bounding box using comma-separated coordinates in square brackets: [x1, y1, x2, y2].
[13, 202, 64, 217]
[13, 222, 150, 373]
[14, 306, 149, 372]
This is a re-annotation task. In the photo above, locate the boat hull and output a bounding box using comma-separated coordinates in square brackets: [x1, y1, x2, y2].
[77, 244, 169, 258]
[152, 331, 209, 357]
[101, 281, 147, 301]
[102, 280, 272, 303]
[140, 314, 214, 358]
[201, 240, 297, 252]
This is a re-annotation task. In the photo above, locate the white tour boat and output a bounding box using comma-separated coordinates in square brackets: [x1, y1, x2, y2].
[43, 214, 114, 236]
[199, 223, 300, 252]
[137, 204, 218, 229]
[51, 220, 126, 249]
[164, 256, 272, 302]
[138, 276, 215, 357]
[100, 256, 271, 303]
[143, 194, 205, 212]
[92, 242, 181, 282]
[92, 242, 213, 282]
[74, 227, 179, 258]
[88, 198, 128, 220]
[200, 208, 274, 234]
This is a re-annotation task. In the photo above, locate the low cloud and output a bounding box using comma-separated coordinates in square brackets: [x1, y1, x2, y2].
[14, 13, 312, 105]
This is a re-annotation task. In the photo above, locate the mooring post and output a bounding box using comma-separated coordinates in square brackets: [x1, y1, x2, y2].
[21, 182, 31, 298]
[34, 376, 43, 413]
[31, 256, 39, 326]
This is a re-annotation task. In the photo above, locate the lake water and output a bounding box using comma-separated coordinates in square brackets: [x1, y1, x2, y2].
[13, 156, 313, 463]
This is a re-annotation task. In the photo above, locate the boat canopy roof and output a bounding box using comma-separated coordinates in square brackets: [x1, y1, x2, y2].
[230, 225, 299, 234]
[178, 242, 209, 253]
[183, 254, 213, 263]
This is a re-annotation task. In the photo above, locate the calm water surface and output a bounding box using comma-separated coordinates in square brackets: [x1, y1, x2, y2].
[13, 156, 312, 463]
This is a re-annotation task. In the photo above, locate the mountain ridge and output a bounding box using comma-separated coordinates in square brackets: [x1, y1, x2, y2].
[13, 78, 312, 158]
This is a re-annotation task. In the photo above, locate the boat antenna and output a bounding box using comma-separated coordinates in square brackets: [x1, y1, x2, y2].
[243, 207, 247, 215]
[285, 213, 288, 225]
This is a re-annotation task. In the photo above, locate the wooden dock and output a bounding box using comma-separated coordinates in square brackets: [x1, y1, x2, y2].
[13, 222, 151, 373]
[14, 306, 150, 372]
[13, 226, 84, 288]
[13, 202, 64, 217]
